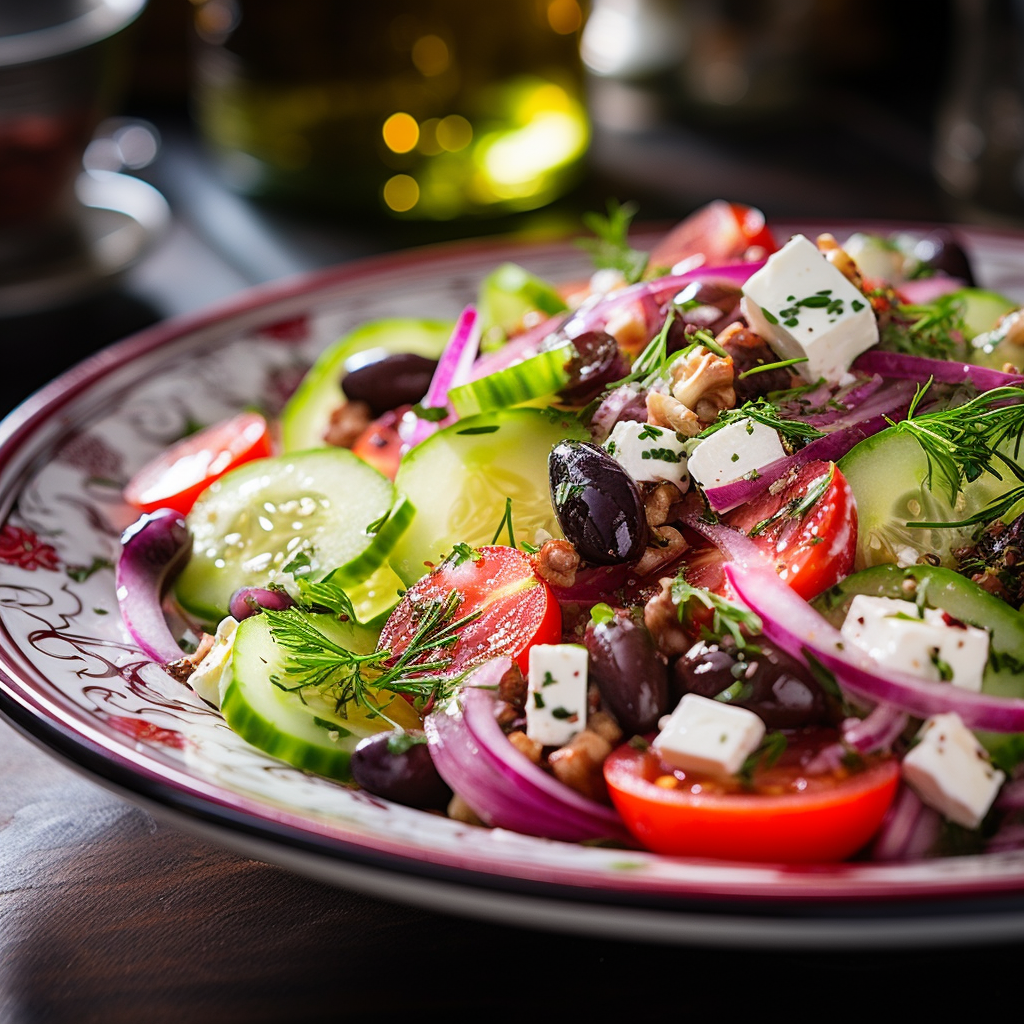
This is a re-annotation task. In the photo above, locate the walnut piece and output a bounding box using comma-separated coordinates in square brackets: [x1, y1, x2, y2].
[508, 730, 544, 764]
[533, 538, 579, 589]
[646, 390, 700, 436]
[548, 729, 613, 802]
[668, 348, 735, 424]
[322, 400, 372, 448]
[644, 576, 692, 657]
[816, 232, 864, 290]
[633, 525, 687, 577]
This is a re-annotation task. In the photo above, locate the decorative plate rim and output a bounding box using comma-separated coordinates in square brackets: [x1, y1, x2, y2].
[4, 224, 1024, 945]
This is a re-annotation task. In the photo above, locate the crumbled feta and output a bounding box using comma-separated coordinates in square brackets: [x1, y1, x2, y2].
[189, 616, 239, 707]
[604, 420, 689, 489]
[653, 693, 766, 778]
[902, 713, 1004, 829]
[686, 418, 787, 489]
[840, 594, 989, 692]
[741, 234, 879, 382]
[526, 644, 588, 747]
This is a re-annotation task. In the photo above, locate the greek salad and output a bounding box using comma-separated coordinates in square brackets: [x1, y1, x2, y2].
[117, 200, 1024, 864]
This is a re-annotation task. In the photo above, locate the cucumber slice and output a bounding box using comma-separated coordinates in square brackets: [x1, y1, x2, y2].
[959, 288, 1023, 368]
[281, 318, 453, 452]
[388, 407, 588, 584]
[448, 342, 574, 417]
[813, 564, 1024, 767]
[345, 562, 406, 627]
[478, 262, 567, 346]
[176, 449, 398, 623]
[838, 427, 1019, 570]
[224, 612, 421, 780]
[949, 288, 1017, 341]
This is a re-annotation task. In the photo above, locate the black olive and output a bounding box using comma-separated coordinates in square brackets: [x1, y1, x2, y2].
[672, 635, 839, 730]
[350, 729, 452, 810]
[341, 352, 438, 417]
[585, 611, 669, 734]
[558, 330, 629, 404]
[549, 439, 648, 564]
[912, 229, 976, 286]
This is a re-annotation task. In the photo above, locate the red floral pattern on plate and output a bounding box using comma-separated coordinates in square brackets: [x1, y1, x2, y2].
[0, 524, 60, 571]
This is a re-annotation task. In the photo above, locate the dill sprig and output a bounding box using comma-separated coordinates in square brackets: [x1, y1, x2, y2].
[893, 383, 1024, 528]
[576, 199, 649, 284]
[264, 590, 481, 723]
[879, 298, 967, 361]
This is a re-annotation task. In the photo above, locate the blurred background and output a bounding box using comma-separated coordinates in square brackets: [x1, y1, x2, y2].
[1, 0, 1021, 402]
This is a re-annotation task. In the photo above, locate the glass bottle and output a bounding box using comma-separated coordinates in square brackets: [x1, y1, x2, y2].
[190, 0, 590, 221]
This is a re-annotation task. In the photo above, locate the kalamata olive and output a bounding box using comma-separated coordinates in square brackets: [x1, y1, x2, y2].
[350, 729, 452, 810]
[672, 635, 838, 730]
[665, 282, 742, 353]
[341, 352, 438, 417]
[228, 586, 295, 620]
[585, 610, 669, 734]
[558, 329, 629, 404]
[720, 326, 795, 402]
[549, 440, 648, 565]
[912, 229, 976, 286]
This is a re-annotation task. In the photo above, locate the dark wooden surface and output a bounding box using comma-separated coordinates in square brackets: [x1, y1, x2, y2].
[1, 113, 1022, 1020]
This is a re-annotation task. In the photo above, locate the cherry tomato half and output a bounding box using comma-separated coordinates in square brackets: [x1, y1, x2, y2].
[123, 412, 273, 515]
[604, 732, 898, 863]
[350, 407, 408, 480]
[683, 460, 857, 601]
[377, 545, 561, 675]
[648, 200, 778, 271]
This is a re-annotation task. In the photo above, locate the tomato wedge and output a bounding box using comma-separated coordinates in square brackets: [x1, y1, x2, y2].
[648, 200, 778, 271]
[683, 460, 857, 601]
[350, 407, 409, 480]
[377, 545, 561, 675]
[604, 732, 899, 863]
[124, 413, 273, 516]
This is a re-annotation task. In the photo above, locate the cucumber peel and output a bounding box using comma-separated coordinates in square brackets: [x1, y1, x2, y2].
[448, 342, 574, 417]
[224, 611, 421, 780]
[175, 449, 402, 623]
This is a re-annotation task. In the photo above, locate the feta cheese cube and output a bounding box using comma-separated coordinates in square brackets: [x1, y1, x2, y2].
[189, 616, 239, 707]
[686, 418, 786, 489]
[902, 713, 1004, 829]
[653, 693, 766, 778]
[840, 594, 989, 692]
[741, 234, 879, 382]
[604, 420, 689, 489]
[526, 644, 588, 747]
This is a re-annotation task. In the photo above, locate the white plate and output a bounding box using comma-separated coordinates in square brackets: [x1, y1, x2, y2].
[3, 226, 1024, 948]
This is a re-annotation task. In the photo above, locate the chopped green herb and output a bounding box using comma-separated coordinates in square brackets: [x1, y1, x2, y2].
[66, 556, 114, 583]
[456, 425, 501, 435]
[670, 576, 761, 647]
[576, 199, 649, 284]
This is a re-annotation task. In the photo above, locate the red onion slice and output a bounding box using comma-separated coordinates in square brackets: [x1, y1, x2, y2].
[407, 305, 481, 446]
[561, 262, 765, 342]
[896, 277, 965, 304]
[852, 350, 1024, 390]
[723, 560, 1024, 733]
[702, 381, 917, 513]
[425, 658, 631, 843]
[116, 508, 192, 664]
[871, 784, 942, 862]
